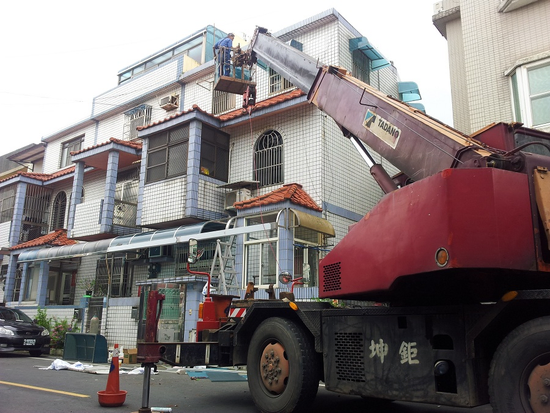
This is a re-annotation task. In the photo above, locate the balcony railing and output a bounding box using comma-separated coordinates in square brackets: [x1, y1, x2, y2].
[113, 200, 138, 228]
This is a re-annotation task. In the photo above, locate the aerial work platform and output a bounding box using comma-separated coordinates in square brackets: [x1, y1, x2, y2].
[213, 47, 255, 95]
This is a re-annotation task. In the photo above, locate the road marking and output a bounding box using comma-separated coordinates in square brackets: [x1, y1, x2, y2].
[0, 380, 90, 398]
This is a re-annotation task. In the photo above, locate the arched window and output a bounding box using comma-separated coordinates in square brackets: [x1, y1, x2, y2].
[254, 130, 283, 187]
[51, 191, 67, 230]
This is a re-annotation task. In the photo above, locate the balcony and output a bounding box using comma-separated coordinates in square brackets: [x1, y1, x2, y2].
[71, 199, 140, 241]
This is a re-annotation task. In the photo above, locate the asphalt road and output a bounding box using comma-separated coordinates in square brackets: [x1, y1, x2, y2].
[0, 352, 493, 413]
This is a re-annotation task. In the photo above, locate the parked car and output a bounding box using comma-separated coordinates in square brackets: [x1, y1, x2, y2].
[0, 307, 50, 356]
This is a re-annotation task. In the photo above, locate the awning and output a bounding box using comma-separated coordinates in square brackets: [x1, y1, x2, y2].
[398, 81, 422, 102]
[349, 37, 390, 71]
[16, 239, 113, 263]
[14, 218, 313, 263]
[15, 223, 227, 263]
[108, 222, 226, 252]
[409, 102, 426, 113]
[291, 209, 335, 237]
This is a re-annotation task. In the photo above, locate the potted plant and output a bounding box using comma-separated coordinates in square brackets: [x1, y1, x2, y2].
[79, 279, 95, 297]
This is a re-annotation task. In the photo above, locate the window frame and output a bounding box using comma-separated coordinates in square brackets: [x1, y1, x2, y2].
[243, 214, 279, 288]
[114, 168, 139, 227]
[0, 185, 16, 223]
[124, 105, 152, 141]
[95, 256, 131, 298]
[200, 125, 229, 182]
[118, 33, 206, 85]
[21, 185, 51, 243]
[50, 191, 67, 231]
[352, 49, 371, 84]
[146, 124, 190, 183]
[254, 129, 284, 187]
[268, 68, 293, 95]
[293, 243, 319, 288]
[510, 57, 550, 129]
[292, 218, 324, 288]
[212, 89, 236, 115]
[60, 136, 83, 168]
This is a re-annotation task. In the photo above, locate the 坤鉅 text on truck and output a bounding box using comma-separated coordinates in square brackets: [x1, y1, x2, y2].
[137, 27, 550, 413]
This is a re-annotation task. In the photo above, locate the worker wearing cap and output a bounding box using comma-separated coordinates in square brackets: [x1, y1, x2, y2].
[214, 33, 235, 76]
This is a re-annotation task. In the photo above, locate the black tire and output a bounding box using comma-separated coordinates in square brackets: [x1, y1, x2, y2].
[29, 350, 42, 357]
[489, 316, 550, 413]
[247, 317, 320, 413]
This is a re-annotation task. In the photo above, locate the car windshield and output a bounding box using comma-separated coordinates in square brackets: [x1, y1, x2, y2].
[0, 308, 33, 323]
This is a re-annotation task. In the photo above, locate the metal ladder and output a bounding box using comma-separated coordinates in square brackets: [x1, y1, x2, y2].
[209, 218, 239, 295]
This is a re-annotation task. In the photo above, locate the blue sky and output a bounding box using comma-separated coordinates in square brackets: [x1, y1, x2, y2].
[0, 0, 452, 156]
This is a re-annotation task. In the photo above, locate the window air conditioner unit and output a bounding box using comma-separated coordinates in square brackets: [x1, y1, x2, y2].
[149, 245, 171, 258]
[126, 251, 142, 261]
[224, 188, 251, 210]
[159, 95, 179, 111]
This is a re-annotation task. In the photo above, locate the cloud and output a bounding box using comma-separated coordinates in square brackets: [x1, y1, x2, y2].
[0, 0, 452, 156]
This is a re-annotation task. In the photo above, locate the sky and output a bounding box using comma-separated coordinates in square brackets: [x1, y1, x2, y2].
[0, 0, 452, 157]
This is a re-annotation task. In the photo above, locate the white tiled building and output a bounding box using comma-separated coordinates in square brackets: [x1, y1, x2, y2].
[433, 0, 550, 135]
[0, 9, 421, 349]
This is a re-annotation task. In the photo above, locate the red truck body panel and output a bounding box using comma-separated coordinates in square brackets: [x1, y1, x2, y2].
[320, 168, 536, 299]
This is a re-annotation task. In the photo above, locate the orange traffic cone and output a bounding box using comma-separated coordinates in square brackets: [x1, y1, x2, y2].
[97, 344, 127, 407]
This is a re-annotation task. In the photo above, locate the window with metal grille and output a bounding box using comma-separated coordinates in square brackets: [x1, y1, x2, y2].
[146, 124, 189, 183]
[174, 241, 219, 276]
[20, 185, 51, 243]
[95, 256, 131, 297]
[352, 49, 370, 85]
[254, 130, 283, 187]
[269, 68, 293, 95]
[0, 185, 15, 223]
[244, 214, 278, 288]
[50, 191, 67, 231]
[200, 125, 229, 181]
[60, 137, 83, 168]
[124, 105, 152, 140]
[114, 168, 139, 227]
[212, 89, 236, 115]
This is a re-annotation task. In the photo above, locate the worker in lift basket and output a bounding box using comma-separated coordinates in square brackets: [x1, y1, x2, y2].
[214, 33, 235, 76]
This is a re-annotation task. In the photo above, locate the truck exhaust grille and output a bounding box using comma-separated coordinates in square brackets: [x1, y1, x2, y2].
[335, 332, 365, 382]
[322, 262, 341, 292]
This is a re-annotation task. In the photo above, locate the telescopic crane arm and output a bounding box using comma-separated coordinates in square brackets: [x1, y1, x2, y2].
[244, 28, 502, 190]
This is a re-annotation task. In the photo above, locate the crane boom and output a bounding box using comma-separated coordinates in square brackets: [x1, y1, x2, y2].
[246, 28, 496, 183]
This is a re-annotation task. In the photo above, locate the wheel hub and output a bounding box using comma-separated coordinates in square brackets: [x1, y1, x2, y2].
[260, 342, 289, 394]
[528, 362, 550, 413]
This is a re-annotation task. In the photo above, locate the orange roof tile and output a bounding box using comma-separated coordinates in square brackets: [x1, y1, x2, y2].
[10, 229, 78, 251]
[0, 166, 75, 184]
[219, 89, 305, 122]
[234, 183, 321, 212]
[137, 90, 305, 131]
[137, 105, 213, 132]
[71, 137, 142, 156]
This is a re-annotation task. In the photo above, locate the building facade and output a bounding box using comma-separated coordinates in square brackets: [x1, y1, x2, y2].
[433, 0, 550, 135]
[0, 9, 422, 349]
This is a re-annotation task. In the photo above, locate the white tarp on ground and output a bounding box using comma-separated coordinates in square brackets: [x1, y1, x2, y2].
[40, 359, 91, 371]
[38, 358, 144, 374]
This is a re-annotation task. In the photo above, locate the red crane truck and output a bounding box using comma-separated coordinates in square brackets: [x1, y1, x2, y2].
[138, 27, 550, 413]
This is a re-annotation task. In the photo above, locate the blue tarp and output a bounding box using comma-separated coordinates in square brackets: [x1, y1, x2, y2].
[186, 368, 248, 382]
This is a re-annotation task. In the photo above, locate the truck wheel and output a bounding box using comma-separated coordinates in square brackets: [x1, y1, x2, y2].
[247, 317, 320, 413]
[489, 316, 550, 413]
